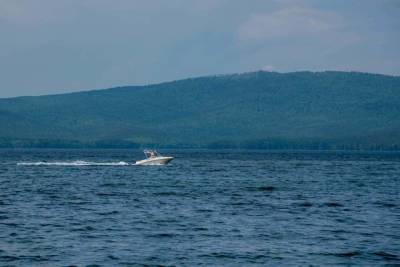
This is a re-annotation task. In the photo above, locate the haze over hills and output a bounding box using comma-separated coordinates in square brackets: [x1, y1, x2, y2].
[1, 71, 399, 150]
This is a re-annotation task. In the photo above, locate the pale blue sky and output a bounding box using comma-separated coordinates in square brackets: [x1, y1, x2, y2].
[0, 0, 399, 97]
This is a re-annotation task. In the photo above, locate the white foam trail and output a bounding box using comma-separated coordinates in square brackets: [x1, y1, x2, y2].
[17, 160, 131, 166]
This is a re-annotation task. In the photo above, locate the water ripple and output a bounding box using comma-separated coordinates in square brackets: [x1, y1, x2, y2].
[0, 149, 399, 266]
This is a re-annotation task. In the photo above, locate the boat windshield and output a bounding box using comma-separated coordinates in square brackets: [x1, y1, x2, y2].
[144, 149, 160, 158]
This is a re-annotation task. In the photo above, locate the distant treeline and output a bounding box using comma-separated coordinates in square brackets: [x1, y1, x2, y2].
[1, 138, 399, 151]
[206, 139, 400, 151]
[0, 138, 140, 149]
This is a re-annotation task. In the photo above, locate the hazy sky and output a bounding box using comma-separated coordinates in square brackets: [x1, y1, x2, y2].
[0, 0, 399, 97]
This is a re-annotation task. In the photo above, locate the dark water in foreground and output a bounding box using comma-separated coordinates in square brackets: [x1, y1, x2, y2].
[0, 149, 399, 266]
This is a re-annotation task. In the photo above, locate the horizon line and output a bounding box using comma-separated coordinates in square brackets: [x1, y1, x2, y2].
[1, 69, 398, 100]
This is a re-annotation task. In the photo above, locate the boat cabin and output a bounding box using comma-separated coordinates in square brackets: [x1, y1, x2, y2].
[144, 149, 160, 158]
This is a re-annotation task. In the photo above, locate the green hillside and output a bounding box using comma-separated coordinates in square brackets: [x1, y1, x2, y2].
[1, 71, 400, 150]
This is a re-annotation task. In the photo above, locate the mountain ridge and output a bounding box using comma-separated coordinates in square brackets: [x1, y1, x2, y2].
[1, 71, 399, 150]
[2, 70, 397, 100]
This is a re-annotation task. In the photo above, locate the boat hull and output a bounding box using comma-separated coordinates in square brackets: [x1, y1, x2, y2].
[135, 156, 173, 165]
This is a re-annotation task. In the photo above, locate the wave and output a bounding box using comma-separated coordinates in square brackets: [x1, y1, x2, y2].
[17, 160, 131, 166]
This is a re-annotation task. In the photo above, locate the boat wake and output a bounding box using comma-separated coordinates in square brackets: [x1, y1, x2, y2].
[17, 160, 131, 166]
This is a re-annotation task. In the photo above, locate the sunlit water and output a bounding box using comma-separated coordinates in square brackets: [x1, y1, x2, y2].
[1, 149, 399, 266]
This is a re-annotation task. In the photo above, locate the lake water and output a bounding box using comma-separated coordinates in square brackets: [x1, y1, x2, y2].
[1, 149, 399, 266]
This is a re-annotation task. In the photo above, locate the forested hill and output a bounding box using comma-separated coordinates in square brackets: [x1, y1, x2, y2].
[1, 71, 400, 150]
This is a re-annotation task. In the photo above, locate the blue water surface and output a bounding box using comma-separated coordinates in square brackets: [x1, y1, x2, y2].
[0, 149, 399, 266]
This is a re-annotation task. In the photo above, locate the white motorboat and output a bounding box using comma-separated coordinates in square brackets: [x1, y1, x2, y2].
[135, 149, 173, 165]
